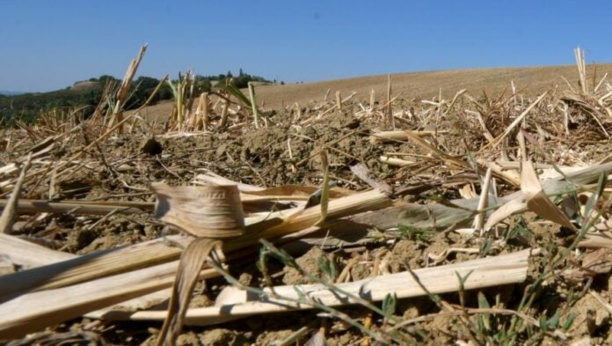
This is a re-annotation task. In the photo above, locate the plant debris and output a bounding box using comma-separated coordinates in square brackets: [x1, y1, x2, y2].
[2, 48, 612, 345]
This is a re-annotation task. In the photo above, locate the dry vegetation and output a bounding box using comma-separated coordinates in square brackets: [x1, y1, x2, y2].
[2, 47, 612, 345]
[140, 62, 612, 120]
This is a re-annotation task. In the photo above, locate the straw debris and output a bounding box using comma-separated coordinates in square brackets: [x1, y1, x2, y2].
[2, 47, 612, 345]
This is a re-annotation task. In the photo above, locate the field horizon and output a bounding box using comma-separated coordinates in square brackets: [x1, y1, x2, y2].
[254, 63, 612, 107]
[139, 62, 612, 118]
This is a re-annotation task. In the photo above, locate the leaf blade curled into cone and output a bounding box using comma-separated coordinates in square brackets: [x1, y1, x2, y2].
[150, 182, 245, 239]
[521, 160, 575, 230]
[150, 183, 245, 346]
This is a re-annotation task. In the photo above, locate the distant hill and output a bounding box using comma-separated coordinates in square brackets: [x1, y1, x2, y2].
[0, 69, 274, 126]
[249, 64, 612, 109]
[4, 64, 611, 125]
[0, 84, 105, 125]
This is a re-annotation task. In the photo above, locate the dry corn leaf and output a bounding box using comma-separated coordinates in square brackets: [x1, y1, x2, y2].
[156, 238, 222, 346]
[150, 183, 245, 346]
[521, 160, 574, 229]
[151, 182, 245, 238]
[485, 162, 612, 230]
[484, 197, 525, 230]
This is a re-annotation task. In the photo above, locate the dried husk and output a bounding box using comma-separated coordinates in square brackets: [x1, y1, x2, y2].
[151, 182, 245, 238]
[150, 183, 245, 346]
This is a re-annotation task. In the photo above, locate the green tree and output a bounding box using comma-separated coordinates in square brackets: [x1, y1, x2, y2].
[193, 76, 212, 94]
[132, 76, 161, 106]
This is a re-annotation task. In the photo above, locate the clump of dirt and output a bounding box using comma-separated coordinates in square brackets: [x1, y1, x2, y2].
[569, 293, 611, 341]
[283, 246, 335, 285]
[254, 329, 294, 345]
[388, 240, 423, 271]
[199, 329, 249, 346]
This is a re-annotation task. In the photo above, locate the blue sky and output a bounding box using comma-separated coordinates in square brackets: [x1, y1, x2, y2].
[0, 1, 610, 92]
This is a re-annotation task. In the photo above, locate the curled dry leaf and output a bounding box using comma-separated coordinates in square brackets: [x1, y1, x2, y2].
[151, 182, 245, 238]
[150, 182, 245, 346]
[521, 160, 575, 230]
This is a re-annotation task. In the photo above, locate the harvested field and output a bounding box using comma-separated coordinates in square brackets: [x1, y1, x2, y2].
[2, 48, 612, 345]
[139, 63, 612, 121]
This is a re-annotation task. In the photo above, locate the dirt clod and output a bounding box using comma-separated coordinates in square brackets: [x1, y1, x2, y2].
[200, 328, 248, 346]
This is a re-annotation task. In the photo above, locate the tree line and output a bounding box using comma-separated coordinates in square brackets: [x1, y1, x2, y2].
[0, 69, 277, 125]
